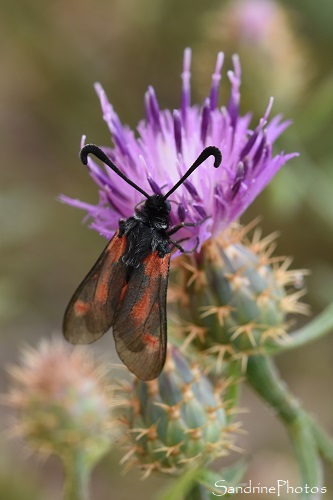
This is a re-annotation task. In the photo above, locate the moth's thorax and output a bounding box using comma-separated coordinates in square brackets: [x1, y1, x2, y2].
[119, 195, 171, 268]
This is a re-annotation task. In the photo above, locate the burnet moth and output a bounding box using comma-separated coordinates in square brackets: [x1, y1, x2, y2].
[63, 144, 222, 380]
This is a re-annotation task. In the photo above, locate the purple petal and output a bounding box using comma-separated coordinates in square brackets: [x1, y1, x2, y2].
[210, 52, 224, 110]
[201, 98, 211, 145]
[181, 47, 192, 124]
[227, 55, 241, 128]
[173, 110, 182, 155]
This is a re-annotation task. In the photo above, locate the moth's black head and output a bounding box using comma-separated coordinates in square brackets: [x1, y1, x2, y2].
[145, 194, 171, 215]
[137, 194, 171, 230]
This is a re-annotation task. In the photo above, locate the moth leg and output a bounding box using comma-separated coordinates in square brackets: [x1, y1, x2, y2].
[169, 236, 191, 248]
[169, 236, 199, 254]
[167, 217, 209, 236]
[169, 239, 185, 252]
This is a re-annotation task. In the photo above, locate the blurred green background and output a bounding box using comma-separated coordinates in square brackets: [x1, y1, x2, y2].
[1, 0, 333, 498]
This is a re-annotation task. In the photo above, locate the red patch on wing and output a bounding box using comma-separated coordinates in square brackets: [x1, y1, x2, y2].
[131, 287, 153, 321]
[74, 300, 90, 316]
[142, 332, 160, 351]
[143, 251, 169, 279]
[94, 232, 127, 303]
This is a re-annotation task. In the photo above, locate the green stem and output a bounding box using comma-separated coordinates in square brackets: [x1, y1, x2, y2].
[62, 452, 91, 500]
[310, 417, 333, 467]
[184, 482, 210, 500]
[265, 303, 333, 355]
[247, 356, 323, 499]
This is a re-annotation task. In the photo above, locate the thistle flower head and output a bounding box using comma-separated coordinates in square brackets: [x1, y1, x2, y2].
[118, 344, 236, 477]
[6, 339, 114, 463]
[61, 49, 297, 251]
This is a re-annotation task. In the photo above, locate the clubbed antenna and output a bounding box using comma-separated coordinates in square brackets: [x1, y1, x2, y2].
[80, 144, 150, 199]
[163, 146, 222, 200]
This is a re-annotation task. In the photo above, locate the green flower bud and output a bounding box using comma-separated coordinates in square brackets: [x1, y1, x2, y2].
[118, 345, 234, 477]
[169, 223, 308, 359]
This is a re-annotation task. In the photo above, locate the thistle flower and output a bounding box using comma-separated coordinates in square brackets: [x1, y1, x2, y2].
[118, 344, 237, 477]
[5, 339, 114, 464]
[61, 49, 297, 251]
